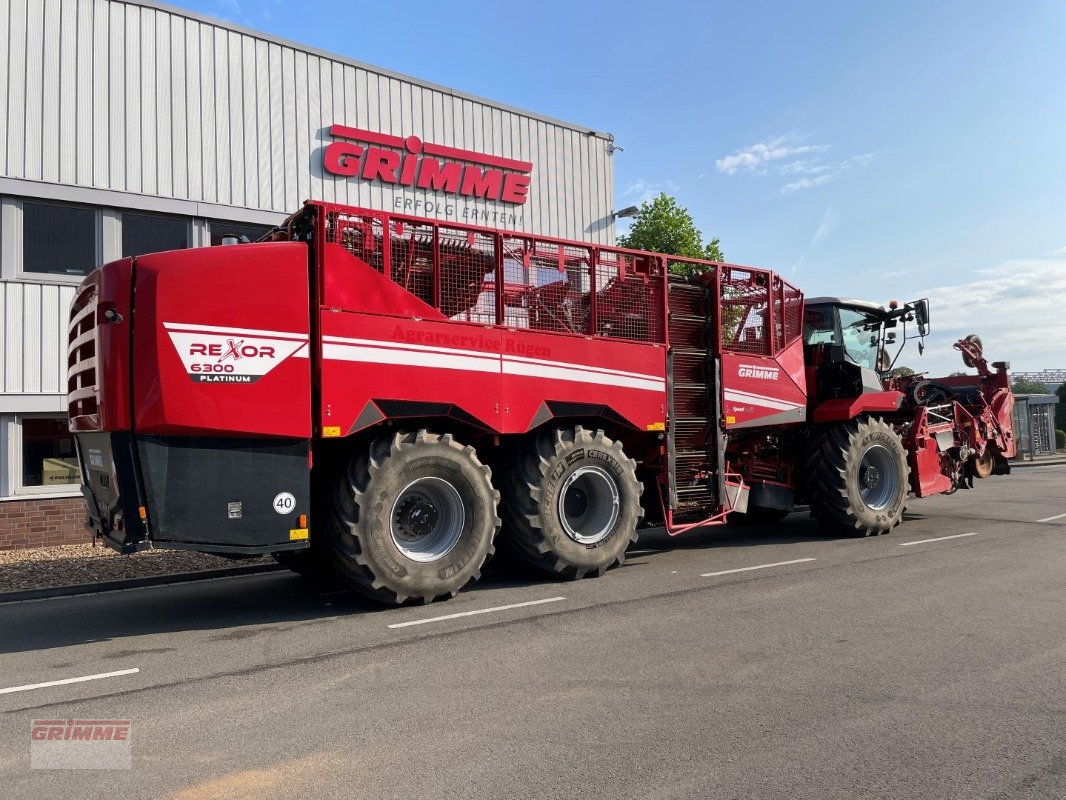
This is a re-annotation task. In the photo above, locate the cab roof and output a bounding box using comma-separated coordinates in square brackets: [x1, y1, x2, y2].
[805, 297, 885, 314]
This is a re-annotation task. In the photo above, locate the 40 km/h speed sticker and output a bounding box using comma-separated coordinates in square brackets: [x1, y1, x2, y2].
[273, 492, 296, 515]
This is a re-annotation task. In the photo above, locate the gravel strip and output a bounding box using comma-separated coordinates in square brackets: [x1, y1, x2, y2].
[0, 544, 271, 593]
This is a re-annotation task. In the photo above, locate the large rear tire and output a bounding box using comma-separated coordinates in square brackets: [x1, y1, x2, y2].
[806, 417, 909, 536]
[324, 430, 500, 605]
[501, 426, 642, 579]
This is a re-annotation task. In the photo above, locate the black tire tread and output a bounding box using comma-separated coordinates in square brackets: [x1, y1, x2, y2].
[500, 426, 642, 579]
[806, 417, 910, 536]
[325, 429, 500, 605]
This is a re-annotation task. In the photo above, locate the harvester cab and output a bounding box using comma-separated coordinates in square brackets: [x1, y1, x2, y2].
[802, 296, 932, 401]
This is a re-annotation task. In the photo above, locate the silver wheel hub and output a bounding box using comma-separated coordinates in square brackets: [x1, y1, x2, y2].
[858, 445, 898, 510]
[557, 466, 620, 545]
[390, 477, 465, 562]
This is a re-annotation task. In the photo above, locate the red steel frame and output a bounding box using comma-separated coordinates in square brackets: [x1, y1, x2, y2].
[294, 201, 807, 534]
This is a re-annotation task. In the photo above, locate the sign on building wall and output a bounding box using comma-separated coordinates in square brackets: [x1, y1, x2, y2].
[323, 125, 533, 226]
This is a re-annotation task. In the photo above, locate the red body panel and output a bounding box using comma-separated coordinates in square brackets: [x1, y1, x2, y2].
[68, 258, 134, 432]
[904, 406, 955, 497]
[319, 310, 668, 435]
[721, 339, 807, 428]
[812, 391, 904, 424]
[131, 243, 312, 438]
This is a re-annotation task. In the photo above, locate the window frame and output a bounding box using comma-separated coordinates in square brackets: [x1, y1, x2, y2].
[14, 197, 104, 284]
[5, 413, 83, 499]
[206, 219, 274, 247]
[120, 210, 193, 259]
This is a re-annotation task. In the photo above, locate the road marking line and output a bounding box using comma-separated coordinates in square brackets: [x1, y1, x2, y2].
[387, 597, 566, 629]
[0, 668, 140, 695]
[899, 532, 979, 546]
[1036, 512, 1066, 523]
[700, 558, 816, 578]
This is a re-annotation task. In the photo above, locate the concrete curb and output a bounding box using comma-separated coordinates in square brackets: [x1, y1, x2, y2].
[0, 562, 285, 604]
[1012, 459, 1066, 468]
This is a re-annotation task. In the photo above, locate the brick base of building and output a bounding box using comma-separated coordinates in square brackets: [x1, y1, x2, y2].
[0, 497, 89, 550]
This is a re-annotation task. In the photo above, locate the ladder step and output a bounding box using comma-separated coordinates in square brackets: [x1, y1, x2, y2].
[673, 417, 713, 447]
[668, 316, 710, 349]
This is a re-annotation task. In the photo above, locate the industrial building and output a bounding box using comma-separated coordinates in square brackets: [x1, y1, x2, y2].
[0, 0, 617, 548]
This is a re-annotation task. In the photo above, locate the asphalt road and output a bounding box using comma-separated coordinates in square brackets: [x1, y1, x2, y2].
[1, 465, 1063, 799]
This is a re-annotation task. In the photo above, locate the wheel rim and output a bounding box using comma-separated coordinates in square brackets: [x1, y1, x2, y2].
[973, 453, 993, 479]
[390, 477, 465, 562]
[557, 466, 620, 545]
[858, 444, 899, 510]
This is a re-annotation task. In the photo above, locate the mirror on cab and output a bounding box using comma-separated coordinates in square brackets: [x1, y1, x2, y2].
[914, 298, 930, 336]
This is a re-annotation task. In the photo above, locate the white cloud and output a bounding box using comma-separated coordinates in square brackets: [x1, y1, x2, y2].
[622, 178, 681, 204]
[780, 152, 875, 195]
[912, 259, 1066, 374]
[779, 159, 833, 176]
[781, 173, 837, 194]
[715, 135, 874, 194]
[715, 135, 830, 175]
[840, 153, 875, 169]
[810, 207, 839, 247]
[790, 206, 838, 274]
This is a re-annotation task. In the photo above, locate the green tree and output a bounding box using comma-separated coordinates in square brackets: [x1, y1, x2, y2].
[617, 193, 723, 276]
[1012, 376, 1048, 394]
[885, 366, 915, 379]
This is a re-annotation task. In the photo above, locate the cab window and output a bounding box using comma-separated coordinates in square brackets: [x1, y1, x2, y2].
[803, 306, 837, 346]
[839, 308, 881, 370]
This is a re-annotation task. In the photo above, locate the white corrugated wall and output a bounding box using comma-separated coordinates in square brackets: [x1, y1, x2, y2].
[0, 0, 616, 242]
[0, 281, 76, 394]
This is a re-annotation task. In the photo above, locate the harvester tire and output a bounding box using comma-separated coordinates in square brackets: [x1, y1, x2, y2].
[972, 452, 994, 479]
[806, 417, 909, 536]
[324, 430, 500, 605]
[501, 426, 642, 579]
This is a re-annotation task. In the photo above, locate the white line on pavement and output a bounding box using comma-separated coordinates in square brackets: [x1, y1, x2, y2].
[899, 532, 979, 546]
[700, 558, 816, 578]
[1036, 512, 1066, 523]
[387, 597, 567, 629]
[0, 668, 140, 695]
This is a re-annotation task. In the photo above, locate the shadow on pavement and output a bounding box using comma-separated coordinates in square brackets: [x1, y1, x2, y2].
[1, 512, 833, 656]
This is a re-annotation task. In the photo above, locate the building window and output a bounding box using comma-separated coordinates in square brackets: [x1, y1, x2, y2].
[22, 200, 98, 277]
[208, 220, 273, 247]
[122, 212, 190, 257]
[18, 416, 80, 492]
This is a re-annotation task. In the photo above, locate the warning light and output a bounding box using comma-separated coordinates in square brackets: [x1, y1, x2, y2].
[138, 506, 148, 520]
[889, 300, 899, 309]
[298, 514, 308, 529]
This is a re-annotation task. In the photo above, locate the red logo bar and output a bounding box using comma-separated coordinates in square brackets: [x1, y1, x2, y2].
[323, 125, 532, 206]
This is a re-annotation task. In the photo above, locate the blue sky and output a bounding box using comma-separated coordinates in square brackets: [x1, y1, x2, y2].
[178, 0, 1066, 374]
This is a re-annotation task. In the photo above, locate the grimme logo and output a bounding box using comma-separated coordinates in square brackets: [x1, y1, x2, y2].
[164, 324, 308, 384]
[738, 363, 780, 380]
[30, 719, 132, 770]
[323, 124, 533, 205]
